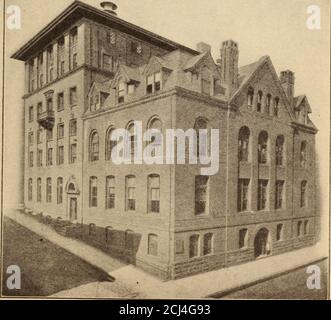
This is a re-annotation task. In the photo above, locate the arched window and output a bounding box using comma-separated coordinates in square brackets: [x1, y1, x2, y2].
[265, 93, 272, 114]
[189, 234, 200, 258]
[46, 177, 52, 203]
[300, 141, 307, 168]
[28, 178, 33, 201]
[201, 66, 211, 95]
[238, 126, 250, 162]
[89, 131, 99, 161]
[127, 122, 136, 158]
[89, 176, 98, 207]
[146, 117, 163, 157]
[148, 174, 160, 213]
[257, 90, 263, 112]
[37, 178, 42, 202]
[106, 176, 115, 209]
[247, 87, 254, 107]
[148, 234, 158, 256]
[274, 97, 280, 117]
[276, 224, 283, 241]
[300, 181, 307, 208]
[203, 233, 213, 255]
[105, 127, 117, 161]
[194, 118, 208, 158]
[258, 131, 268, 164]
[68, 182, 76, 193]
[126, 175, 136, 211]
[57, 177, 63, 204]
[275, 135, 285, 166]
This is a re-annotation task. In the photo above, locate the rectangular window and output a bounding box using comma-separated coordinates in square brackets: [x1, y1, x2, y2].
[70, 143, 77, 164]
[239, 228, 248, 249]
[46, 178, 52, 203]
[276, 224, 283, 241]
[275, 180, 285, 209]
[201, 78, 211, 95]
[146, 72, 162, 94]
[106, 176, 115, 209]
[37, 178, 42, 202]
[148, 175, 160, 213]
[47, 148, 53, 166]
[297, 221, 302, 237]
[238, 179, 250, 212]
[29, 151, 34, 167]
[28, 179, 33, 201]
[72, 53, 78, 69]
[57, 146, 64, 165]
[126, 176, 136, 211]
[304, 220, 309, 235]
[57, 178, 63, 204]
[46, 128, 53, 141]
[37, 129, 43, 144]
[37, 149, 43, 167]
[57, 92, 64, 111]
[189, 235, 199, 258]
[37, 102, 43, 118]
[29, 106, 34, 122]
[300, 181, 307, 208]
[28, 132, 34, 146]
[257, 179, 268, 211]
[57, 123, 64, 140]
[195, 176, 209, 215]
[118, 82, 125, 103]
[203, 233, 213, 255]
[47, 98, 53, 112]
[69, 119, 77, 136]
[70, 87, 77, 106]
[89, 177, 98, 207]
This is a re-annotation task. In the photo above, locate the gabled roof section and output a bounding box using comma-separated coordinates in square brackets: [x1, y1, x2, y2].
[11, 0, 199, 61]
[142, 55, 174, 75]
[230, 55, 296, 120]
[293, 95, 312, 113]
[88, 79, 111, 96]
[184, 52, 207, 71]
[111, 65, 142, 88]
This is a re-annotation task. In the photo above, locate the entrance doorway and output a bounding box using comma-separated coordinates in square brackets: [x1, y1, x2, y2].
[254, 228, 271, 258]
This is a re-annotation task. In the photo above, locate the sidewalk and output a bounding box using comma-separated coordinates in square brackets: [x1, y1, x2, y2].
[6, 209, 328, 299]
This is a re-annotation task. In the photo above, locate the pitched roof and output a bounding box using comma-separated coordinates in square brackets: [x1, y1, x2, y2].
[293, 95, 312, 113]
[11, 0, 199, 61]
[94, 80, 112, 93]
[184, 52, 208, 71]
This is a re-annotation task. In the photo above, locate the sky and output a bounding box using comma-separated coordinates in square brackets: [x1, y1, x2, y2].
[2, 0, 330, 240]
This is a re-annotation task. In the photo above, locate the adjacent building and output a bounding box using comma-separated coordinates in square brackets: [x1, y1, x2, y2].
[12, 1, 318, 279]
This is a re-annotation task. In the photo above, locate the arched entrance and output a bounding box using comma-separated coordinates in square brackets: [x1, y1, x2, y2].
[65, 176, 80, 222]
[254, 228, 271, 258]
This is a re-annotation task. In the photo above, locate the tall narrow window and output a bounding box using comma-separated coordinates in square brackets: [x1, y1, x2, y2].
[300, 180, 307, 208]
[37, 149, 43, 167]
[258, 131, 268, 164]
[275, 180, 285, 209]
[195, 175, 209, 215]
[148, 174, 160, 213]
[238, 179, 250, 212]
[106, 176, 115, 209]
[239, 228, 248, 249]
[46, 128, 53, 141]
[28, 178, 33, 201]
[127, 123, 136, 158]
[201, 66, 211, 95]
[274, 97, 280, 117]
[146, 72, 162, 94]
[28, 132, 34, 145]
[300, 141, 307, 168]
[47, 98, 53, 112]
[103, 54, 112, 71]
[189, 235, 200, 258]
[37, 102, 43, 118]
[57, 146, 64, 165]
[194, 118, 208, 159]
[29, 106, 34, 122]
[247, 87, 254, 106]
[276, 135, 285, 166]
[57, 177, 63, 204]
[203, 233, 213, 255]
[47, 148, 53, 166]
[146, 118, 162, 158]
[46, 178, 52, 203]
[57, 92, 64, 111]
[90, 131, 99, 161]
[126, 176, 136, 211]
[257, 90, 263, 112]
[37, 178, 42, 202]
[118, 81, 125, 103]
[29, 151, 34, 167]
[69, 119, 77, 136]
[148, 234, 158, 256]
[265, 93, 272, 114]
[276, 224, 283, 241]
[89, 177, 98, 207]
[70, 143, 77, 164]
[297, 221, 302, 237]
[105, 128, 117, 160]
[57, 123, 64, 140]
[238, 126, 250, 162]
[70, 87, 77, 106]
[257, 179, 268, 211]
[304, 220, 309, 235]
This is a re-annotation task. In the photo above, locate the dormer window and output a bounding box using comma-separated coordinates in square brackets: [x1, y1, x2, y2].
[201, 66, 211, 95]
[127, 83, 135, 94]
[118, 81, 125, 103]
[146, 72, 161, 94]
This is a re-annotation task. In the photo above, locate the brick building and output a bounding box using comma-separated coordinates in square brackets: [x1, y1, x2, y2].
[12, 1, 318, 279]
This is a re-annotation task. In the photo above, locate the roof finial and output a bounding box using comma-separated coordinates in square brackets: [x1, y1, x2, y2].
[100, 1, 118, 16]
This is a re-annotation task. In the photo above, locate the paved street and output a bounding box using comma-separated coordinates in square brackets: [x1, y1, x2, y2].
[2, 217, 112, 297]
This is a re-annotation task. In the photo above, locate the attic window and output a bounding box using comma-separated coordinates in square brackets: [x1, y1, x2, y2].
[146, 72, 161, 94]
[118, 82, 125, 104]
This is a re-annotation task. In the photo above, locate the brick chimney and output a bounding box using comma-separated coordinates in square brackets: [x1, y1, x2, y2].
[220, 40, 239, 97]
[280, 70, 295, 102]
